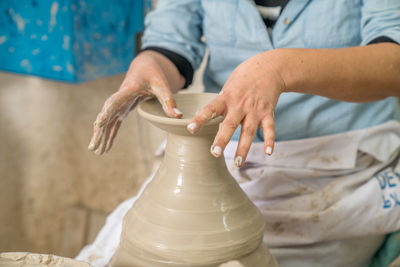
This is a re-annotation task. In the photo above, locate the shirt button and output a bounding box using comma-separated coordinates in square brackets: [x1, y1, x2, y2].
[284, 18, 291, 25]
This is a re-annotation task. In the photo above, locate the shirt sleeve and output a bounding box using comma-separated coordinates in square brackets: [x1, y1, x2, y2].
[141, 0, 205, 88]
[361, 0, 400, 45]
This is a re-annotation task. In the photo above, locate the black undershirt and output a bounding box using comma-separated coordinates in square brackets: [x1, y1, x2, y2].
[255, 0, 289, 29]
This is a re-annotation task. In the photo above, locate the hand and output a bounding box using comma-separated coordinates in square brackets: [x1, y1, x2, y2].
[187, 52, 285, 167]
[88, 51, 184, 155]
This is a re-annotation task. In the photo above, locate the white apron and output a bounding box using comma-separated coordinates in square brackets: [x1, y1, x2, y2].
[76, 120, 400, 267]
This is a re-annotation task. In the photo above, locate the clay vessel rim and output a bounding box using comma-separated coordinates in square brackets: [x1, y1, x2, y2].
[137, 93, 223, 127]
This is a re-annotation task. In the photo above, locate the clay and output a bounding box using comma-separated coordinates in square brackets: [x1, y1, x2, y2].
[0, 252, 91, 267]
[110, 93, 277, 267]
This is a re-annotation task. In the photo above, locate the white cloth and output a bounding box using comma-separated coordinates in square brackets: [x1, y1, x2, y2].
[76, 121, 400, 267]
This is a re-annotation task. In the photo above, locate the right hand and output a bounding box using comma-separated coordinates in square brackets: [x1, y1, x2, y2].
[88, 51, 183, 155]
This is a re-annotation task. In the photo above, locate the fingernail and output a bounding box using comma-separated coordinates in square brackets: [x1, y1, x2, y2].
[88, 143, 95, 150]
[234, 156, 242, 167]
[209, 112, 216, 120]
[187, 122, 197, 133]
[211, 146, 222, 157]
[266, 146, 273, 155]
[173, 108, 183, 115]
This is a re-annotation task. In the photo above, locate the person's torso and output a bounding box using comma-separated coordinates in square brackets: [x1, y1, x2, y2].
[200, 0, 399, 141]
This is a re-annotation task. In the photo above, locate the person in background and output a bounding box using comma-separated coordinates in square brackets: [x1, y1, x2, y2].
[83, 1, 400, 266]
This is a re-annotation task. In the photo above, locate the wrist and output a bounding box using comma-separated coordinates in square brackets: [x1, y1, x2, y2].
[136, 50, 185, 92]
[261, 48, 301, 94]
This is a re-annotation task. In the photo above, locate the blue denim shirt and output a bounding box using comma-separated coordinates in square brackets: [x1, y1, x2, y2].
[142, 0, 400, 142]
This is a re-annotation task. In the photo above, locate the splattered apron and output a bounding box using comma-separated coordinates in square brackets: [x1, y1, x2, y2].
[76, 120, 400, 267]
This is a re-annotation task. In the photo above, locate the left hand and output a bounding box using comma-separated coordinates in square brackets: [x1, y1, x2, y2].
[187, 52, 286, 167]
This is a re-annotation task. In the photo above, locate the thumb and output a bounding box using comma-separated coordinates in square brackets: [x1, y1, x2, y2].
[152, 85, 183, 118]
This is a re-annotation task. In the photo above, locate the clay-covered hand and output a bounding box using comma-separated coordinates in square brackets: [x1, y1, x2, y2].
[88, 51, 183, 155]
[187, 52, 285, 167]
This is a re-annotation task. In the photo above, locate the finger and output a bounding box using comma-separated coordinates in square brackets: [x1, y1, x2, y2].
[152, 85, 182, 118]
[210, 111, 244, 157]
[89, 100, 121, 151]
[128, 95, 153, 112]
[95, 116, 117, 155]
[89, 91, 143, 151]
[88, 122, 107, 151]
[261, 114, 275, 155]
[94, 93, 121, 128]
[187, 97, 226, 134]
[105, 119, 122, 152]
[165, 97, 183, 118]
[234, 115, 259, 167]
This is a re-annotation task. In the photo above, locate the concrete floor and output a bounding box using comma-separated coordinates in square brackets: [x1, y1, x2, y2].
[0, 67, 204, 257]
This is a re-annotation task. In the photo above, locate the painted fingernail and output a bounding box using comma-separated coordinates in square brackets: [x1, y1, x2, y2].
[211, 146, 222, 157]
[266, 146, 273, 155]
[234, 156, 243, 167]
[187, 122, 197, 133]
[173, 108, 183, 115]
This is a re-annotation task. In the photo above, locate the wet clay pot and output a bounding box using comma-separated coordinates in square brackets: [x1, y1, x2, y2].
[111, 93, 277, 267]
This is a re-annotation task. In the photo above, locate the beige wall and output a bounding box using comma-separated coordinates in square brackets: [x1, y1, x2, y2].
[0, 72, 164, 256]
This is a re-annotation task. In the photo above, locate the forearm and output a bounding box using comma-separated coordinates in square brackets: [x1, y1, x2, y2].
[269, 43, 400, 102]
[136, 50, 185, 93]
